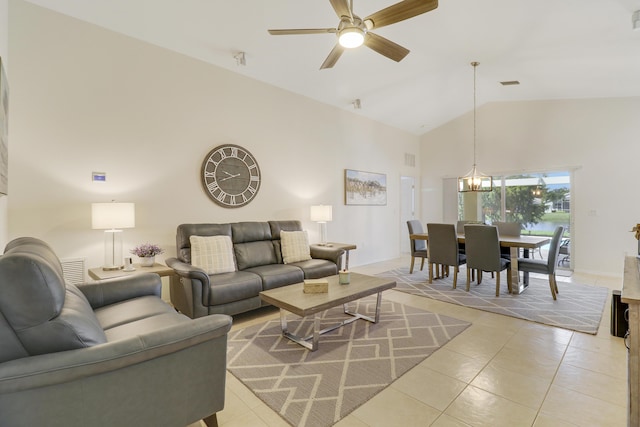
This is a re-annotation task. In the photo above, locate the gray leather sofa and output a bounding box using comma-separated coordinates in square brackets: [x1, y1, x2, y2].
[167, 220, 345, 318]
[0, 237, 232, 427]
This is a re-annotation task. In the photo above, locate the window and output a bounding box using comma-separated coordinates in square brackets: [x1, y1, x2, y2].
[449, 170, 572, 269]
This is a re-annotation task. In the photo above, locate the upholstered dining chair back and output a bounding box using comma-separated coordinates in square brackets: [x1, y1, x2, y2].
[516, 226, 565, 300]
[426, 223, 466, 288]
[494, 221, 521, 236]
[407, 220, 427, 274]
[494, 221, 521, 259]
[456, 220, 483, 235]
[427, 223, 459, 266]
[464, 224, 512, 296]
[546, 226, 565, 270]
[407, 220, 426, 252]
[464, 225, 504, 272]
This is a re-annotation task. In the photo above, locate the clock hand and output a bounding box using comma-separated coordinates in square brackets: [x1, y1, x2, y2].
[223, 171, 235, 177]
[220, 173, 241, 182]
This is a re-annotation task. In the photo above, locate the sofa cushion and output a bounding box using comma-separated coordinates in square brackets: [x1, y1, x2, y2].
[280, 230, 311, 264]
[103, 312, 190, 342]
[94, 295, 179, 332]
[290, 258, 339, 279]
[235, 241, 278, 270]
[0, 311, 28, 363]
[245, 264, 304, 291]
[208, 271, 263, 306]
[176, 223, 232, 264]
[15, 284, 107, 355]
[189, 235, 236, 274]
[268, 220, 303, 238]
[0, 241, 107, 356]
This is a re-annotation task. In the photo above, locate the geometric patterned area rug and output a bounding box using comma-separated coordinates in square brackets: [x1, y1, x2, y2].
[226, 296, 470, 427]
[377, 266, 609, 335]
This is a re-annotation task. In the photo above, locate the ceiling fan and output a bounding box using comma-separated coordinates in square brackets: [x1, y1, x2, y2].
[268, 0, 438, 69]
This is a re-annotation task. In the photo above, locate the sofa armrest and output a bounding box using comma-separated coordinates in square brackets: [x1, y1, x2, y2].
[310, 245, 345, 267]
[77, 273, 162, 309]
[0, 314, 232, 394]
[166, 257, 210, 284]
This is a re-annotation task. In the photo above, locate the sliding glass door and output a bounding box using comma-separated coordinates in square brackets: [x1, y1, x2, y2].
[456, 170, 572, 269]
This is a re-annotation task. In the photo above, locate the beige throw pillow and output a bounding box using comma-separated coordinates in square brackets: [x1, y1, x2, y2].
[190, 235, 236, 274]
[281, 231, 311, 264]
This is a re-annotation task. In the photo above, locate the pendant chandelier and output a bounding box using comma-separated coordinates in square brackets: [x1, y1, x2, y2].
[458, 61, 493, 193]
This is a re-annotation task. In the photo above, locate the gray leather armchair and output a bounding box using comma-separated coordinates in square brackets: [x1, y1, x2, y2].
[0, 237, 232, 427]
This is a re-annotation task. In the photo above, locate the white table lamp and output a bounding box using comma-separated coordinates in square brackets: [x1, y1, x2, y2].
[310, 205, 332, 246]
[92, 202, 135, 270]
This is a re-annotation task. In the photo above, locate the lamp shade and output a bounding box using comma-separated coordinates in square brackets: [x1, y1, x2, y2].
[91, 202, 135, 230]
[310, 205, 333, 223]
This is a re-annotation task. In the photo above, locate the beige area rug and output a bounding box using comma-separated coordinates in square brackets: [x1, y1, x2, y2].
[226, 296, 470, 427]
[378, 266, 608, 334]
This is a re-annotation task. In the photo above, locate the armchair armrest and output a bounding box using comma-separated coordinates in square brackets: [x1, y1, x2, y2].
[78, 273, 162, 309]
[0, 314, 232, 393]
[310, 245, 345, 267]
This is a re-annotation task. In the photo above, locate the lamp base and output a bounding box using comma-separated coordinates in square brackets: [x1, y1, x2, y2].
[103, 229, 124, 272]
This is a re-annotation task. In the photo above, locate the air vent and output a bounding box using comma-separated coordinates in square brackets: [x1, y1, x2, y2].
[60, 257, 86, 285]
[500, 80, 520, 86]
[404, 153, 416, 167]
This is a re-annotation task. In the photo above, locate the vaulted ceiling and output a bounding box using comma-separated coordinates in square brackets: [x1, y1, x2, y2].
[23, 0, 640, 135]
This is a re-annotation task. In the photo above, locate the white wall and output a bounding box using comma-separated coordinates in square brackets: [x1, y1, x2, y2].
[421, 97, 640, 277]
[0, 0, 8, 248]
[7, 1, 420, 270]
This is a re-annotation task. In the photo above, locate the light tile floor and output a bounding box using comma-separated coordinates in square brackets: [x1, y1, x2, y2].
[190, 256, 628, 427]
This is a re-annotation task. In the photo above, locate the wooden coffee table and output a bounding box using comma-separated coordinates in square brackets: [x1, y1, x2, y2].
[259, 272, 396, 351]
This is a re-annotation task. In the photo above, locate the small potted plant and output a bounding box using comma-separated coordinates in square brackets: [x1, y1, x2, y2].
[130, 243, 165, 267]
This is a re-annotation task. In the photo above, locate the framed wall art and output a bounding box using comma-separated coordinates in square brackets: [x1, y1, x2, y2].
[0, 57, 8, 196]
[344, 169, 387, 206]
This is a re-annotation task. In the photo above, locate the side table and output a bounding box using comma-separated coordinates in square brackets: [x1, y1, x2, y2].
[88, 263, 174, 281]
[312, 242, 356, 270]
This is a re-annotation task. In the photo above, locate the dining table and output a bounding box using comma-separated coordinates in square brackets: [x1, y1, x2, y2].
[410, 232, 551, 294]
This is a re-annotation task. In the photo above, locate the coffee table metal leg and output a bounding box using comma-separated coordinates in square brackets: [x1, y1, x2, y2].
[344, 291, 383, 323]
[278, 292, 385, 352]
[280, 309, 319, 351]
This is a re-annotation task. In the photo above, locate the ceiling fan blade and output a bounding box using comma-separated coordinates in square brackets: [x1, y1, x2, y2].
[268, 28, 337, 35]
[329, 0, 351, 18]
[364, 0, 438, 30]
[364, 32, 410, 62]
[320, 44, 345, 69]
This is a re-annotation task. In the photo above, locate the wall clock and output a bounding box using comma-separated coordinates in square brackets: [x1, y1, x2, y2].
[201, 144, 261, 208]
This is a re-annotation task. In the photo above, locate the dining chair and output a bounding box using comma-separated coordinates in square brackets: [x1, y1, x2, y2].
[407, 220, 428, 274]
[456, 220, 483, 254]
[426, 223, 466, 288]
[558, 237, 570, 266]
[494, 221, 521, 260]
[464, 224, 512, 296]
[517, 226, 565, 300]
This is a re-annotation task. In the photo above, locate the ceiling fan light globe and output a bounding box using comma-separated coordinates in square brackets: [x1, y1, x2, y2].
[338, 28, 365, 48]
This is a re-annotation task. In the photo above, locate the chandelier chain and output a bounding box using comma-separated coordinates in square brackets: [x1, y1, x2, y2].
[472, 61, 479, 169]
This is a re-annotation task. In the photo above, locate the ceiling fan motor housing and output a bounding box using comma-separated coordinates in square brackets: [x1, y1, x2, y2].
[338, 16, 366, 48]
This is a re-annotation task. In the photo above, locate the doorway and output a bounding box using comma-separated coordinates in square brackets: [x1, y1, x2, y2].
[400, 176, 415, 254]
